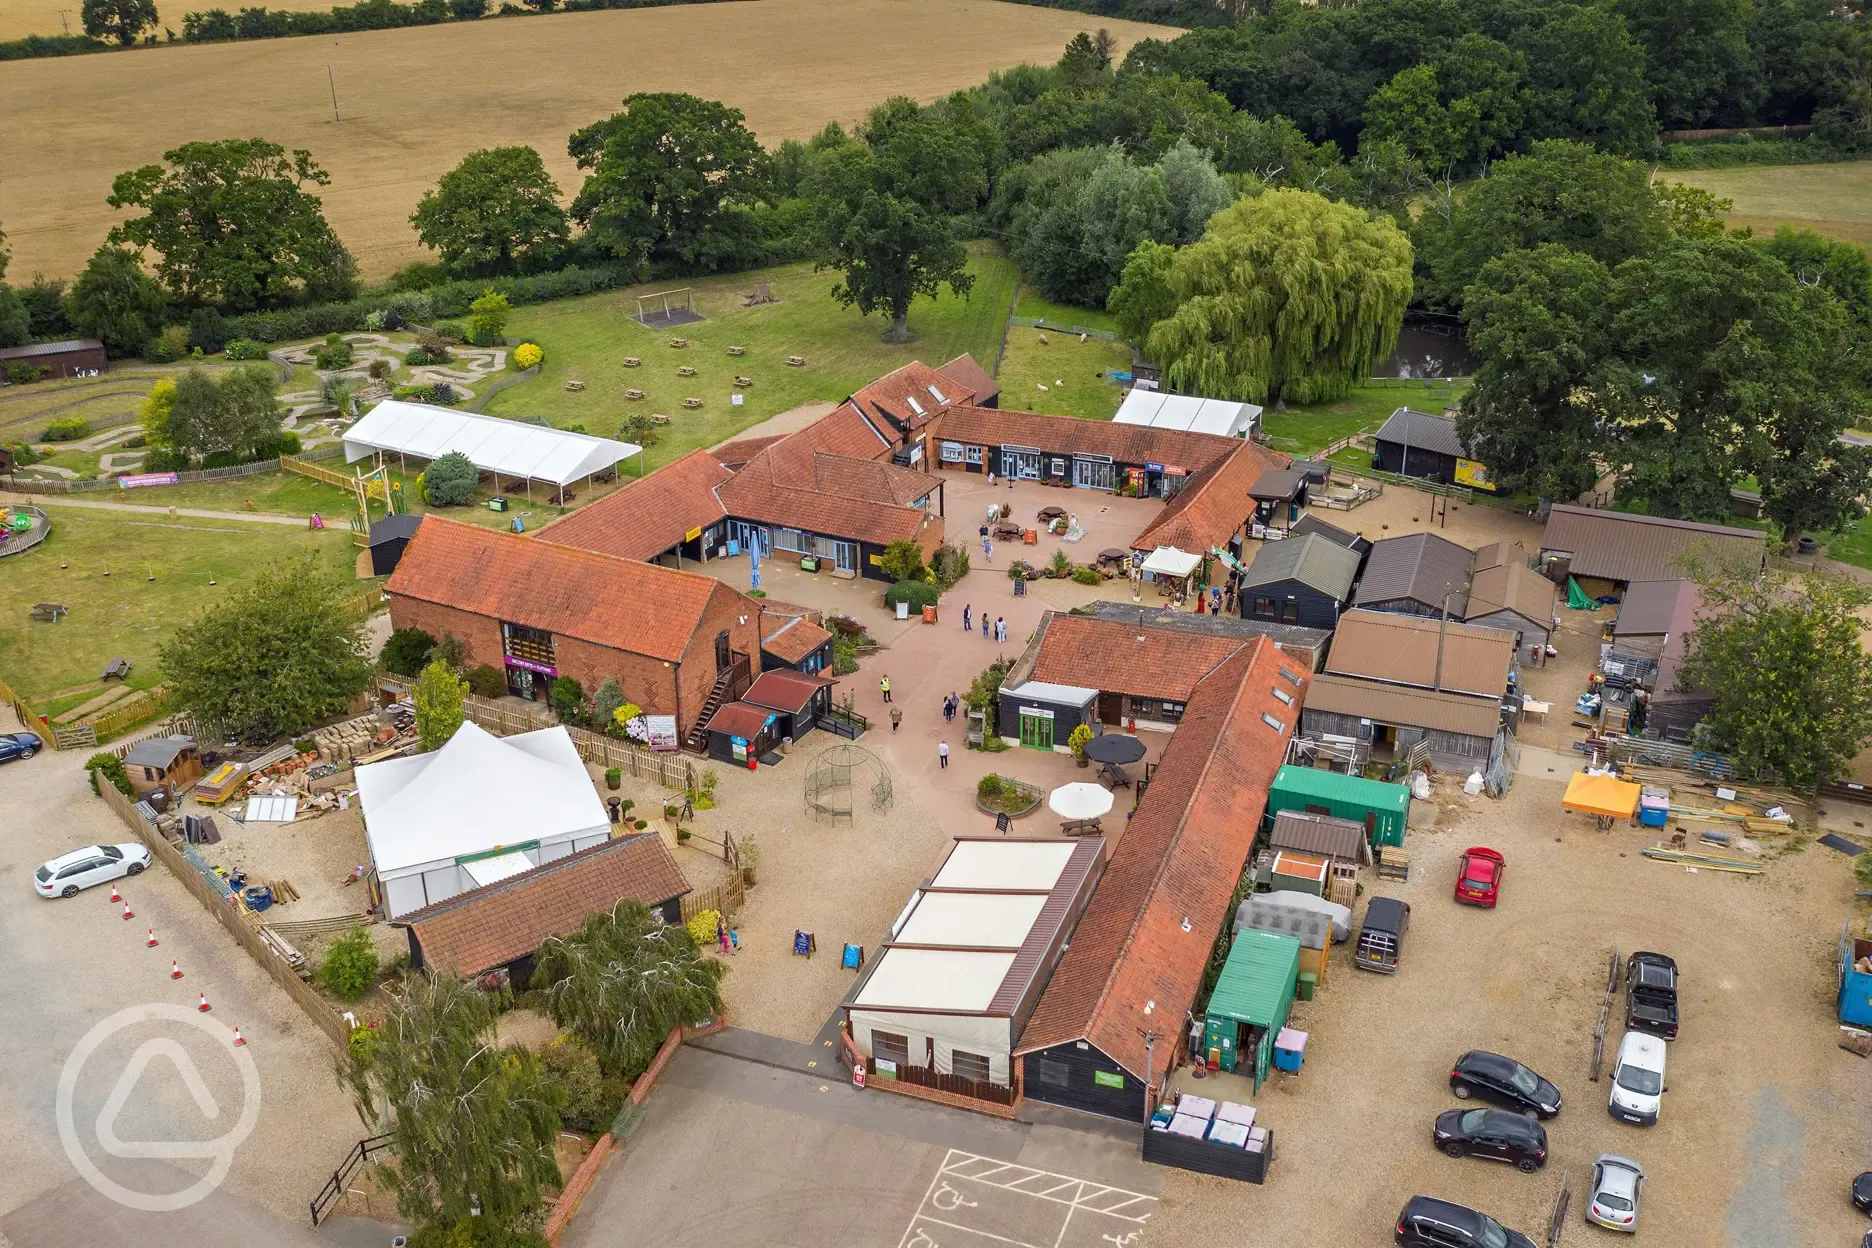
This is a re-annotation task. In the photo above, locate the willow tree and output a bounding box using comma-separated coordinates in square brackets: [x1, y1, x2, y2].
[1126, 189, 1413, 406]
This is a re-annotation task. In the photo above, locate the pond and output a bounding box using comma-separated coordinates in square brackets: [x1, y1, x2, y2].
[1376, 321, 1476, 379]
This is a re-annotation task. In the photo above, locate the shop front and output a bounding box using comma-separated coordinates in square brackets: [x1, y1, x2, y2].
[1125, 462, 1189, 499]
[1000, 444, 1043, 481]
[501, 621, 558, 700]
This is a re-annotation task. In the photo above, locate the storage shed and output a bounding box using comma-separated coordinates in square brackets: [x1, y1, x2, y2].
[1464, 559, 1556, 666]
[1267, 765, 1411, 848]
[699, 701, 776, 766]
[741, 668, 832, 744]
[1201, 928, 1301, 1089]
[1353, 533, 1474, 617]
[0, 338, 107, 381]
[1371, 407, 1493, 490]
[1268, 810, 1367, 865]
[998, 680, 1097, 752]
[122, 735, 202, 800]
[1238, 533, 1361, 629]
[367, 513, 423, 577]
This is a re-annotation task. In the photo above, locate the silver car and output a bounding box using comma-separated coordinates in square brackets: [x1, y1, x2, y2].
[1586, 1154, 1645, 1232]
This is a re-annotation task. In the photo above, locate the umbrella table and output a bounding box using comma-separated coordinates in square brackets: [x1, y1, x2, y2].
[1081, 734, 1146, 765]
[1049, 782, 1115, 822]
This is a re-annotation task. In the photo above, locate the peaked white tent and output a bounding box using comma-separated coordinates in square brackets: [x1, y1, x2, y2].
[343, 400, 642, 497]
[358, 720, 611, 919]
[1114, 390, 1261, 439]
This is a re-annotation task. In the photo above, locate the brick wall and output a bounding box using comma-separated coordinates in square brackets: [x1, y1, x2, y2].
[672, 584, 763, 726]
[388, 597, 504, 670]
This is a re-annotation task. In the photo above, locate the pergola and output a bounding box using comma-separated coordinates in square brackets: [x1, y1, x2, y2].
[342, 399, 642, 503]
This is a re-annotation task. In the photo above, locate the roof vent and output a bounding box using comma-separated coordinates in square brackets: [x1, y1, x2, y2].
[1144, 1000, 1156, 1015]
[1180, 916, 1192, 933]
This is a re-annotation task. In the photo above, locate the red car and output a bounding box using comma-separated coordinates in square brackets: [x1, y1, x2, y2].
[1455, 847, 1505, 907]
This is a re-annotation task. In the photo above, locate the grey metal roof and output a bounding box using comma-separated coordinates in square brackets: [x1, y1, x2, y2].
[1292, 514, 1371, 555]
[1269, 810, 1366, 860]
[369, 513, 423, 544]
[123, 735, 194, 767]
[1614, 580, 1702, 637]
[0, 339, 105, 360]
[1239, 534, 1361, 599]
[1540, 505, 1765, 584]
[1249, 467, 1309, 501]
[1374, 407, 1465, 459]
[1302, 673, 1502, 738]
[1353, 533, 1474, 614]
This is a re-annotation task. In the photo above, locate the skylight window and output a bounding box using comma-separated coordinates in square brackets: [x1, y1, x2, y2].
[928, 384, 949, 404]
[1278, 669, 1302, 686]
[1272, 688, 1293, 705]
[1262, 713, 1285, 732]
[905, 395, 925, 416]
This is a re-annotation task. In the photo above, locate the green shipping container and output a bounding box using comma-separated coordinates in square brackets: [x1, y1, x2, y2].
[1202, 929, 1302, 1090]
[1267, 764, 1412, 848]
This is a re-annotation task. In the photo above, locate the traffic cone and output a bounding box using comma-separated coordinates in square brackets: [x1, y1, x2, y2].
[197, 992, 211, 1012]
[121, 900, 133, 920]
[146, 928, 158, 947]
[231, 1026, 245, 1047]
[110, 884, 121, 903]
[170, 959, 183, 980]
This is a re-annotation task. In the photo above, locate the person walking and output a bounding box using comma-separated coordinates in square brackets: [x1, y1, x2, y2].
[962, 604, 972, 633]
[717, 918, 731, 957]
[880, 675, 892, 703]
[983, 614, 993, 642]
[982, 536, 993, 564]
[890, 706, 903, 733]
[995, 616, 1006, 643]
[938, 741, 950, 769]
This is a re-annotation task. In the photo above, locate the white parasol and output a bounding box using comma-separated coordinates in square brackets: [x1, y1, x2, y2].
[1048, 782, 1115, 822]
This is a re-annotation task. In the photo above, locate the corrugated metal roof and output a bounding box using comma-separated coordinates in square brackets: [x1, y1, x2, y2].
[0, 338, 105, 360]
[1464, 561, 1557, 630]
[1292, 514, 1371, 554]
[1205, 927, 1301, 1027]
[1269, 810, 1367, 860]
[1614, 579, 1703, 637]
[1248, 467, 1308, 501]
[1471, 540, 1529, 573]
[1302, 673, 1503, 738]
[1326, 609, 1514, 697]
[1374, 407, 1465, 459]
[1239, 533, 1361, 599]
[1540, 505, 1765, 584]
[1354, 533, 1474, 614]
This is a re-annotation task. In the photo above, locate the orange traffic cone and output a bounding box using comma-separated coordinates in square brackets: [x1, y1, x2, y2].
[110, 884, 121, 903]
[170, 959, 183, 980]
[197, 991, 211, 1012]
[121, 900, 134, 920]
[231, 1026, 245, 1047]
[146, 928, 158, 947]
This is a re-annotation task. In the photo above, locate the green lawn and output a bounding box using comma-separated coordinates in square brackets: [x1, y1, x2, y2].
[0, 506, 358, 704]
[1823, 514, 1872, 570]
[1014, 288, 1121, 336]
[1662, 161, 1872, 252]
[483, 246, 1018, 472]
[1261, 377, 1471, 455]
[996, 326, 1132, 420]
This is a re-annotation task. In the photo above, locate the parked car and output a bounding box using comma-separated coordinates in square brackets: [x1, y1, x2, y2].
[1432, 1107, 1548, 1172]
[1454, 846, 1505, 907]
[1625, 951, 1680, 1040]
[1450, 1051, 1563, 1119]
[1586, 1154, 1646, 1232]
[1852, 1170, 1872, 1212]
[34, 843, 151, 898]
[0, 731, 43, 763]
[1355, 896, 1410, 973]
[1608, 1029, 1667, 1126]
[1395, 1196, 1538, 1248]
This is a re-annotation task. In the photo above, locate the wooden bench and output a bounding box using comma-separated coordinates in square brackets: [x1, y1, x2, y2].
[676, 365, 697, 377]
[30, 603, 66, 623]
[726, 346, 745, 356]
[785, 355, 806, 367]
[733, 375, 753, 387]
[669, 338, 690, 349]
[651, 413, 672, 425]
[623, 388, 646, 401]
[102, 657, 132, 681]
[683, 397, 704, 409]
[621, 356, 641, 368]
[564, 380, 586, 391]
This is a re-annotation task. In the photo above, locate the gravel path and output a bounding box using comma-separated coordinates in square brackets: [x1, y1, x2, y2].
[0, 495, 333, 526]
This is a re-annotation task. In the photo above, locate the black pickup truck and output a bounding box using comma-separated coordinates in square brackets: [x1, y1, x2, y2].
[1625, 951, 1680, 1040]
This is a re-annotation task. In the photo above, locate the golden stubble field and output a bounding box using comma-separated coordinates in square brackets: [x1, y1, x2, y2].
[0, 0, 1174, 281]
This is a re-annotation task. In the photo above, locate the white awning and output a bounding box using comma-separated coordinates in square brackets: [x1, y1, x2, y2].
[1114, 390, 1261, 438]
[1140, 546, 1203, 578]
[343, 400, 640, 487]
[462, 851, 536, 889]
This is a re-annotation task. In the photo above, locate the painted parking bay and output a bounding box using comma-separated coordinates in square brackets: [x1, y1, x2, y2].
[899, 1149, 1156, 1248]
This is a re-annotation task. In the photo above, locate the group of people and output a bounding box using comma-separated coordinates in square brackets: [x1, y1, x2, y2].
[877, 674, 958, 767]
[959, 604, 1006, 642]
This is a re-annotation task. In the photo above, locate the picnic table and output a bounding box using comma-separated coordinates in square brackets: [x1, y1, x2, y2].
[676, 365, 697, 377]
[1059, 816, 1102, 836]
[30, 603, 66, 623]
[623, 388, 646, 400]
[1038, 505, 1066, 522]
[1098, 761, 1132, 789]
[727, 346, 746, 356]
[102, 658, 132, 681]
[785, 355, 807, 367]
[683, 397, 704, 409]
[669, 338, 690, 349]
[993, 521, 1023, 541]
[622, 356, 641, 367]
[733, 375, 753, 387]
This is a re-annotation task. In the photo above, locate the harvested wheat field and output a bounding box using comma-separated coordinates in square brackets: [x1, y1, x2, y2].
[0, 0, 1174, 281]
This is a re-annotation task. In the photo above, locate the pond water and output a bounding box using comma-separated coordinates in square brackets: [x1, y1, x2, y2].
[1377, 321, 1476, 379]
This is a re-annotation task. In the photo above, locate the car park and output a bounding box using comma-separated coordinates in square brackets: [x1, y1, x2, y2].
[1432, 1107, 1548, 1172]
[1454, 846, 1505, 908]
[1449, 1051, 1562, 1119]
[1395, 1195, 1538, 1248]
[1608, 1030, 1667, 1126]
[1625, 951, 1680, 1040]
[33, 843, 151, 898]
[0, 731, 43, 764]
[1586, 1154, 1646, 1232]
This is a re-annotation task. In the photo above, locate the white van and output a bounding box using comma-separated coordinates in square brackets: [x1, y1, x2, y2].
[1608, 1030, 1667, 1126]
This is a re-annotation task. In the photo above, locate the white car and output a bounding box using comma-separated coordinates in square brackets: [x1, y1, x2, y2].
[34, 843, 151, 898]
[1586, 1154, 1645, 1232]
[1608, 1030, 1667, 1126]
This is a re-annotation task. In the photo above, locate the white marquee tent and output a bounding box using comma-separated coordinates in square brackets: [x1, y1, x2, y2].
[358, 720, 611, 919]
[1114, 390, 1262, 439]
[343, 400, 642, 496]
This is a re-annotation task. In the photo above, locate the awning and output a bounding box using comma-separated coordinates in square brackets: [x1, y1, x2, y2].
[1140, 546, 1203, 578]
[1561, 771, 1641, 820]
[463, 851, 535, 889]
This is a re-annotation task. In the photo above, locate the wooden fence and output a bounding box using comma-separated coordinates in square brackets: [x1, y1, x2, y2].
[51, 687, 181, 750]
[96, 780, 349, 1045]
[1, 442, 343, 495]
[886, 1060, 1018, 1107]
[679, 872, 746, 923]
[0, 671, 38, 734]
[282, 452, 386, 498]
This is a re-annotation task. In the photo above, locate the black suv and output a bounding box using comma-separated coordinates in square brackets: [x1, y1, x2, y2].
[1395, 1196, 1539, 1248]
[1626, 951, 1681, 1040]
[1449, 1051, 1562, 1119]
[1433, 1108, 1548, 1172]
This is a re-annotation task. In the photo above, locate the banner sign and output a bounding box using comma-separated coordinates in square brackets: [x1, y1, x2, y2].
[501, 655, 557, 677]
[118, 472, 180, 489]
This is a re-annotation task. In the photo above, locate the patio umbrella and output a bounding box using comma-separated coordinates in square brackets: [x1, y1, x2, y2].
[1081, 734, 1146, 765]
[1049, 782, 1115, 822]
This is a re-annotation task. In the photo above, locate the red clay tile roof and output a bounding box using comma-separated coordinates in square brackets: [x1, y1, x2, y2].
[850, 360, 969, 432]
[1014, 637, 1305, 1077]
[809, 452, 938, 507]
[401, 833, 691, 977]
[743, 668, 831, 712]
[1132, 441, 1288, 555]
[765, 404, 891, 477]
[938, 353, 998, 405]
[537, 448, 731, 561]
[710, 434, 787, 467]
[702, 701, 776, 739]
[760, 613, 834, 664]
[1025, 613, 1249, 702]
[931, 405, 1241, 474]
[717, 471, 937, 548]
[386, 517, 733, 662]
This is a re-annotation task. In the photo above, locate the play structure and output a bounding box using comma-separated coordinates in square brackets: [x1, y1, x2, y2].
[634, 287, 702, 328]
[803, 742, 894, 823]
[0, 504, 50, 558]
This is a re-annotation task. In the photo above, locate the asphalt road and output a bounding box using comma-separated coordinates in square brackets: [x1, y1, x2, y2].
[0, 744, 365, 1246]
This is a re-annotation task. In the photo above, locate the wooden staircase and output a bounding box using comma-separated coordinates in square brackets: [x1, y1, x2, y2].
[683, 652, 751, 752]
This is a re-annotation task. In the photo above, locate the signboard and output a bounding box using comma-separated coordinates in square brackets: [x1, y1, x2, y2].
[868, 553, 883, 566]
[685, 525, 704, 542]
[1093, 1070, 1126, 1090]
[1145, 462, 1164, 472]
[852, 1059, 867, 1089]
[502, 655, 557, 677]
[874, 1058, 898, 1081]
[731, 736, 748, 762]
[1019, 706, 1056, 720]
[644, 714, 679, 751]
[1454, 458, 1495, 490]
[118, 472, 180, 490]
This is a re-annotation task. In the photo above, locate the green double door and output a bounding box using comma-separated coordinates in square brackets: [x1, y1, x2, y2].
[1019, 712, 1054, 750]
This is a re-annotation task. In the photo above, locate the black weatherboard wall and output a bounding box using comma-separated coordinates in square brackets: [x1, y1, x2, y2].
[1022, 1041, 1145, 1121]
[997, 688, 1088, 743]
